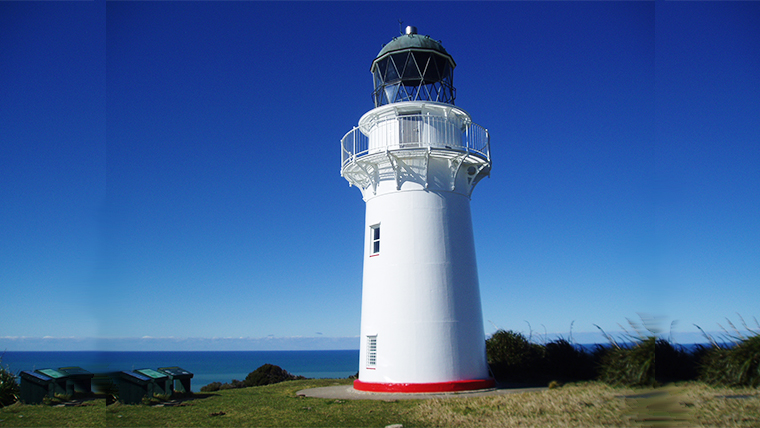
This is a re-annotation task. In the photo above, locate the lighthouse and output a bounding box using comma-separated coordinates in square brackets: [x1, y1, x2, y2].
[341, 26, 494, 393]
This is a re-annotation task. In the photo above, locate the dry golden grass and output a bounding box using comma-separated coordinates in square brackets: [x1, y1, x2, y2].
[412, 382, 760, 428]
[677, 383, 760, 427]
[413, 382, 634, 427]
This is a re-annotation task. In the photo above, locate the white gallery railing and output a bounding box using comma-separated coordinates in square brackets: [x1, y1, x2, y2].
[341, 113, 490, 170]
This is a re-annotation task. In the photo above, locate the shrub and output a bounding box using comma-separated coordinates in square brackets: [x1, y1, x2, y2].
[699, 333, 760, 387]
[655, 339, 697, 383]
[486, 330, 544, 382]
[208, 380, 244, 390]
[487, 330, 531, 367]
[730, 333, 760, 387]
[486, 330, 599, 383]
[544, 338, 595, 381]
[0, 362, 19, 407]
[597, 336, 655, 387]
[201, 364, 304, 392]
[243, 364, 303, 387]
[698, 345, 733, 385]
[218, 381, 241, 390]
[228, 379, 246, 389]
[200, 381, 222, 392]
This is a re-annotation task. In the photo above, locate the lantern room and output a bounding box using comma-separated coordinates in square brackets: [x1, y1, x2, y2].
[371, 26, 456, 107]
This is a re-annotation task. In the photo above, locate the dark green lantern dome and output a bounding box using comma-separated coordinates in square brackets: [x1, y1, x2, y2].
[371, 26, 456, 107]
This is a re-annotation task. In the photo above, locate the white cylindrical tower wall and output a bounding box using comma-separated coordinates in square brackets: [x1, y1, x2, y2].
[357, 188, 490, 384]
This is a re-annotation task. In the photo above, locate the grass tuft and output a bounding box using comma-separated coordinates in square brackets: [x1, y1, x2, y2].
[597, 336, 656, 387]
[699, 332, 760, 387]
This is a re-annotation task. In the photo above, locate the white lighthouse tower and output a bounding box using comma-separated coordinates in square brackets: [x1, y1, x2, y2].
[341, 26, 494, 393]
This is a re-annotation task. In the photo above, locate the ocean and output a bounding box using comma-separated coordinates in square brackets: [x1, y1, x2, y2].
[0, 350, 359, 392]
[2, 344, 716, 393]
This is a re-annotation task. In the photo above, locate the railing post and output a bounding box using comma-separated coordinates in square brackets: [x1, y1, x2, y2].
[485, 129, 490, 162]
[342, 116, 488, 167]
[465, 124, 470, 151]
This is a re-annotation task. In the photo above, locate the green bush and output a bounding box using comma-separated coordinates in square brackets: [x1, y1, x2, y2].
[486, 330, 544, 382]
[597, 336, 655, 387]
[486, 318, 757, 387]
[487, 330, 598, 383]
[544, 338, 595, 381]
[699, 333, 760, 387]
[487, 330, 532, 367]
[698, 345, 733, 385]
[200, 364, 305, 392]
[0, 362, 19, 407]
[227, 379, 246, 389]
[200, 381, 223, 392]
[243, 364, 303, 387]
[655, 339, 697, 383]
[730, 334, 760, 387]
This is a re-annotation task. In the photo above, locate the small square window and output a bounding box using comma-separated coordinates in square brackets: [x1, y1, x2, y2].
[369, 224, 380, 256]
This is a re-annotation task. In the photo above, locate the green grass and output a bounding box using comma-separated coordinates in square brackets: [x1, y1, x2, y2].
[0, 399, 105, 427]
[598, 336, 656, 387]
[105, 379, 418, 427]
[1, 379, 757, 427]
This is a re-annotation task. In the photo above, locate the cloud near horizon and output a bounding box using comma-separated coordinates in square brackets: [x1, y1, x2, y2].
[1, 330, 735, 352]
[0, 336, 362, 352]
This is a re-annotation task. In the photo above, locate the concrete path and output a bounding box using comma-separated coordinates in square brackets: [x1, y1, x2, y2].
[296, 385, 547, 401]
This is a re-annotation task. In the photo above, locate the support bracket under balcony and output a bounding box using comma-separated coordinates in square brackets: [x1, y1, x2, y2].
[355, 161, 377, 195]
[448, 153, 469, 192]
[466, 163, 491, 198]
[386, 150, 401, 191]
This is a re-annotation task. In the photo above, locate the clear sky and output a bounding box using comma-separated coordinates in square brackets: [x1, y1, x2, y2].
[1, 1, 758, 351]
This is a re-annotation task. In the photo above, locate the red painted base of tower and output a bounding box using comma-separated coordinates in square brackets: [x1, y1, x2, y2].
[353, 378, 496, 393]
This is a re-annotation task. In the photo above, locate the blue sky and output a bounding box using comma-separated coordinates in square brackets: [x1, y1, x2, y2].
[1, 1, 758, 351]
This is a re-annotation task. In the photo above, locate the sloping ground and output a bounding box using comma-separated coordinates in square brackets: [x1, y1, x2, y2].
[1, 379, 757, 427]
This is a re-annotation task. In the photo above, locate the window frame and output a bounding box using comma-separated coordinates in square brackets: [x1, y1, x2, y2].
[369, 224, 380, 257]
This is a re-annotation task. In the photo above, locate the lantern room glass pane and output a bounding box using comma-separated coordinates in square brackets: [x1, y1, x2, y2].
[372, 50, 455, 107]
[374, 69, 384, 89]
[384, 84, 399, 105]
[385, 56, 400, 82]
[402, 53, 420, 79]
